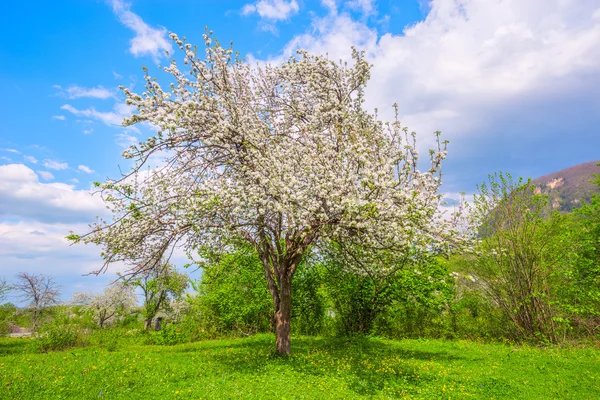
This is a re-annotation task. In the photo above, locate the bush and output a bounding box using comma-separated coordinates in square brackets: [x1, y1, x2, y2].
[292, 265, 326, 336]
[187, 246, 273, 338]
[144, 324, 186, 345]
[469, 173, 567, 343]
[0, 303, 17, 335]
[318, 249, 454, 337]
[373, 299, 448, 339]
[370, 289, 508, 341]
[447, 290, 507, 341]
[32, 323, 88, 352]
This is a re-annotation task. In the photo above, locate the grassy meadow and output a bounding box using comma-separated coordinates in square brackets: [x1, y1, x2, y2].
[1, 334, 599, 399]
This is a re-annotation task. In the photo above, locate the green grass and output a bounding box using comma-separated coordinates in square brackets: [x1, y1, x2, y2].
[1, 334, 599, 399]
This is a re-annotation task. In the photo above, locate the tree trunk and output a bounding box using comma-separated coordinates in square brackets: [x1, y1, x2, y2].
[256, 226, 313, 355]
[144, 319, 153, 330]
[275, 276, 292, 355]
[31, 309, 38, 331]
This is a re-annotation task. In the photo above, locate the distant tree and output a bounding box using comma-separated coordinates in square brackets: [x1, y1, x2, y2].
[71, 32, 460, 354]
[0, 278, 10, 303]
[168, 296, 190, 324]
[13, 273, 61, 330]
[0, 279, 13, 334]
[72, 282, 137, 328]
[129, 263, 188, 330]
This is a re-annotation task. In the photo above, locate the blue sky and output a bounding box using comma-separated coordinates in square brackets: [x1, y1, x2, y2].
[1, 0, 600, 302]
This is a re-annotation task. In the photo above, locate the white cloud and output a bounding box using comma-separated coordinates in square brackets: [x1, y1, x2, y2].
[42, 159, 69, 170]
[279, 13, 377, 61]
[52, 115, 66, 120]
[0, 219, 198, 303]
[243, 0, 300, 21]
[78, 165, 95, 174]
[322, 0, 337, 14]
[37, 171, 54, 181]
[271, 0, 600, 168]
[0, 164, 107, 224]
[113, 102, 135, 116]
[346, 0, 376, 15]
[69, 178, 79, 184]
[83, 128, 93, 135]
[109, 0, 173, 62]
[23, 155, 37, 164]
[0, 220, 121, 300]
[0, 221, 97, 269]
[60, 103, 140, 133]
[113, 71, 123, 79]
[238, 0, 600, 194]
[2, 148, 20, 154]
[54, 84, 115, 100]
[116, 133, 138, 149]
[0, 166, 198, 302]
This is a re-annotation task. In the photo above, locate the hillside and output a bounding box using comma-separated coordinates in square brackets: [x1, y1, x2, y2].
[532, 160, 600, 211]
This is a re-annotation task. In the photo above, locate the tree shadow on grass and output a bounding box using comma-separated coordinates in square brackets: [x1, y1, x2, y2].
[167, 335, 273, 354]
[176, 335, 467, 397]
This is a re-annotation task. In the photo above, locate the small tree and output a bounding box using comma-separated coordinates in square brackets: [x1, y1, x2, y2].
[470, 173, 565, 342]
[0, 278, 10, 304]
[13, 273, 61, 330]
[0, 279, 13, 334]
[72, 283, 136, 328]
[71, 32, 459, 354]
[130, 263, 188, 330]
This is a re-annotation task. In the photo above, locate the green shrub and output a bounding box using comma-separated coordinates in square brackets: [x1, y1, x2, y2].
[187, 246, 273, 338]
[0, 303, 18, 335]
[144, 324, 186, 345]
[292, 265, 326, 336]
[32, 323, 88, 352]
[371, 287, 509, 342]
[447, 290, 507, 341]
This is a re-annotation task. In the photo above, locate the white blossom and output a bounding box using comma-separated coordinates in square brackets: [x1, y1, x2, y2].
[72, 283, 136, 328]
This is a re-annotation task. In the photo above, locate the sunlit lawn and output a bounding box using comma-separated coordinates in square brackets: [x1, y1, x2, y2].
[1, 334, 599, 399]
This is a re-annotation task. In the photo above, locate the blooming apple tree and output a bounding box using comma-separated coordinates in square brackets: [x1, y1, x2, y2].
[72, 282, 136, 328]
[71, 32, 459, 354]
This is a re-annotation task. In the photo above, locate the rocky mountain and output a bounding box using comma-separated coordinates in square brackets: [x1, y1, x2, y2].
[532, 160, 600, 212]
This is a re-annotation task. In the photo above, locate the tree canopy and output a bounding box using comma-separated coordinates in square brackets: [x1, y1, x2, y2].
[130, 262, 188, 330]
[72, 282, 136, 328]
